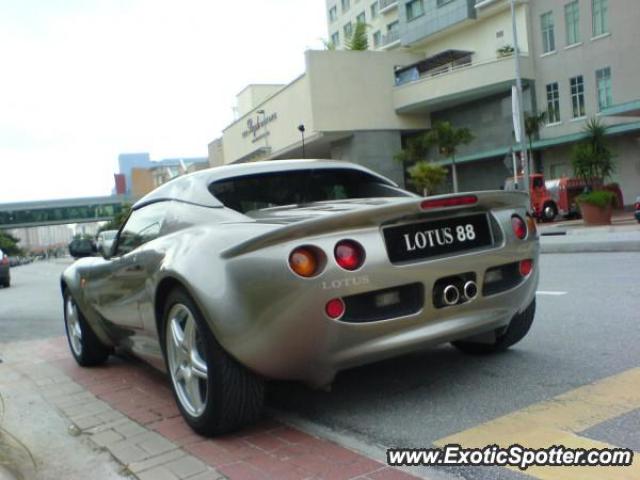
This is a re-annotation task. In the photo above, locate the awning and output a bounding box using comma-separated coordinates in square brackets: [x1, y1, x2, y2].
[432, 120, 640, 166]
[600, 99, 640, 118]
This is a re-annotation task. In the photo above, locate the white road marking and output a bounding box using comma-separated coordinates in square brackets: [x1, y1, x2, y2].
[536, 291, 568, 296]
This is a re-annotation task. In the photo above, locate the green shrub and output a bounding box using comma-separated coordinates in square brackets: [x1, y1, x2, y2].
[576, 190, 616, 208]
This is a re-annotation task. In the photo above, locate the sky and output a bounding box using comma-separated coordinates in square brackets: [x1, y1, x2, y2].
[0, 0, 328, 203]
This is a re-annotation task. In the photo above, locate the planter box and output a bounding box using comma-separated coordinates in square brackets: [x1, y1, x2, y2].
[579, 202, 613, 225]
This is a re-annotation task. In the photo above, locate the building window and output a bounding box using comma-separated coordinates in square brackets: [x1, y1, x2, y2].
[592, 0, 609, 37]
[406, 0, 424, 21]
[546, 82, 561, 123]
[371, 1, 379, 18]
[331, 31, 340, 47]
[570, 75, 586, 118]
[329, 6, 338, 22]
[373, 30, 381, 48]
[437, 0, 454, 6]
[541, 11, 556, 53]
[341, 0, 350, 13]
[356, 11, 366, 24]
[344, 22, 353, 39]
[565, 1, 580, 45]
[596, 67, 613, 111]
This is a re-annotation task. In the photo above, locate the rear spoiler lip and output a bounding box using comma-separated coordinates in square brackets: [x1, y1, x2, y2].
[220, 191, 529, 259]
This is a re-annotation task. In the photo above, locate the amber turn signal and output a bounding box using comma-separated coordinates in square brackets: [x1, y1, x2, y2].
[289, 247, 319, 278]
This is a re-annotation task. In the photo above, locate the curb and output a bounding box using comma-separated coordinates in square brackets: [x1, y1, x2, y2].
[540, 232, 640, 253]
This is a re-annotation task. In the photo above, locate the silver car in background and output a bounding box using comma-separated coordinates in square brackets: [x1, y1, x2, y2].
[96, 229, 118, 256]
[61, 160, 539, 435]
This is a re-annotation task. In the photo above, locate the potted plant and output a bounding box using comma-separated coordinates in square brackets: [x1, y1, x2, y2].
[570, 118, 616, 225]
[575, 189, 616, 225]
[497, 45, 515, 57]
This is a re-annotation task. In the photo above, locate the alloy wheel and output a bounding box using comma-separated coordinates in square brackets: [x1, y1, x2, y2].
[65, 297, 83, 356]
[166, 303, 209, 417]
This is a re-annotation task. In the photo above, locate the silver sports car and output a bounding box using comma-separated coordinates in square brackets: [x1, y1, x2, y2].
[61, 160, 539, 435]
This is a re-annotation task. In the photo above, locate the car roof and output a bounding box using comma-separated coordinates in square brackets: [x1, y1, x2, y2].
[132, 159, 396, 210]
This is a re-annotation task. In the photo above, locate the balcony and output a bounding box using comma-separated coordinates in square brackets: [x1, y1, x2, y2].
[379, 0, 398, 14]
[380, 30, 400, 49]
[393, 53, 535, 113]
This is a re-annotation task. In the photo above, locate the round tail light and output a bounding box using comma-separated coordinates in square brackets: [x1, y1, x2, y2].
[519, 259, 533, 276]
[334, 240, 365, 271]
[289, 247, 319, 278]
[325, 298, 345, 319]
[511, 215, 527, 240]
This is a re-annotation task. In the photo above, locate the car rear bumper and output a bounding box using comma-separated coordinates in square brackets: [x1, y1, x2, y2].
[210, 211, 539, 387]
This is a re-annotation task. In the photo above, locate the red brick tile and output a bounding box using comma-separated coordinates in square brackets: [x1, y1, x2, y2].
[366, 467, 421, 480]
[318, 458, 383, 480]
[126, 408, 163, 425]
[245, 451, 311, 477]
[245, 432, 289, 452]
[217, 461, 268, 480]
[273, 426, 320, 445]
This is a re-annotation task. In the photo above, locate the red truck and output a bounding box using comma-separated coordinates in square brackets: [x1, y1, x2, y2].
[505, 174, 622, 222]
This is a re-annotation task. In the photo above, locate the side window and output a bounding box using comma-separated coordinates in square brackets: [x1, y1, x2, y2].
[114, 203, 166, 256]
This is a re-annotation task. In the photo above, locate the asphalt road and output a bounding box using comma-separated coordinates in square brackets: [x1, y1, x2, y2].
[0, 258, 70, 342]
[1, 254, 639, 480]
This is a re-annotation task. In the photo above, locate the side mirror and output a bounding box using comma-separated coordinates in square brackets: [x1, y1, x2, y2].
[101, 244, 113, 260]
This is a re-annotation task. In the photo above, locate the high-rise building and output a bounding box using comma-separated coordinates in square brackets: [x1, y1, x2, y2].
[210, 1, 639, 205]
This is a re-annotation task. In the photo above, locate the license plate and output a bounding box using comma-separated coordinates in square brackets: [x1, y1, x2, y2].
[383, 214, 492, 263]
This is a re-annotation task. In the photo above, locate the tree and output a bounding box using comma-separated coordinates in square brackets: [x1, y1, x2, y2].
[345, 22, 369, 50]
[0, 231, 24, 256]
[98, 204, 131, 233]
[571, 117, 615, 189]
[320, 38, 336, 50]
[408, 162, 448, 196]
[524, 111, 546, 170]
[423, 121, 474, 193]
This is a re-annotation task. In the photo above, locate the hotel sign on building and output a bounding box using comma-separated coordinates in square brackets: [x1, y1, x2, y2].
[242, 112, 278, 143]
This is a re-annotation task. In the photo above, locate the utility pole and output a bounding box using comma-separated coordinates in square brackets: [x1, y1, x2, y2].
[510, 0, 530, 191]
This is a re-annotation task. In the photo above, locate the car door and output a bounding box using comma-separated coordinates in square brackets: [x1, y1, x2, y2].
[88, 203, 166, 328]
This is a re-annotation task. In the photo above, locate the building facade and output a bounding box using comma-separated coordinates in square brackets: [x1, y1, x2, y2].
[529, 0, 640, 201]
[8, 225, 74, 253]
[117, 153, 210, 198]
[210, 0, 639, 204]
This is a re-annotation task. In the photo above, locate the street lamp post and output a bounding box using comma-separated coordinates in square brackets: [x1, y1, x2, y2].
[510, 0, 530, 191]
[298, 124, 306, 159]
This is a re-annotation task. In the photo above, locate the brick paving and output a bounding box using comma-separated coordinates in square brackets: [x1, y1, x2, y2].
[3, 337, 421, 480]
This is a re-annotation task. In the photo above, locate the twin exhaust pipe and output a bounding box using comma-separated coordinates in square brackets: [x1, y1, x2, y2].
[442, 280, 478, 306]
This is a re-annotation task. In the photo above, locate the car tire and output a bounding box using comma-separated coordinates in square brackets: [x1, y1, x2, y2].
[542, 202, 557, 222]
[452, 299, 536, 355]
[2, 279, 9, 288]
[162, 288, 264, 436]
[63, 290, 111, 366]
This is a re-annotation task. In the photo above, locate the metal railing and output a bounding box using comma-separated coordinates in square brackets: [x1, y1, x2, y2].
[379, 0, 398, 11]
[382, 30, 400, 46]
[394, 52, 529, 87]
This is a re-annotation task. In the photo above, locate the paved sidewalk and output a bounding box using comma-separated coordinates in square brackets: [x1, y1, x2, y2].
[539, 211, 640, 253]
[0, 337, 420, 480]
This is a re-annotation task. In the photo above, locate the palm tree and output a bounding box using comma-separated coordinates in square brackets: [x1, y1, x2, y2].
[571, 117, 615, 188]
[345, 22, 369, 50]
[524, 111, 546, 171]
[423, 121, 474, 193]
[320, 38, 336, 50]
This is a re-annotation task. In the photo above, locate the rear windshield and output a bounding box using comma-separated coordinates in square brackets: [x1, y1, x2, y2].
[209, 169, 409, 214]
